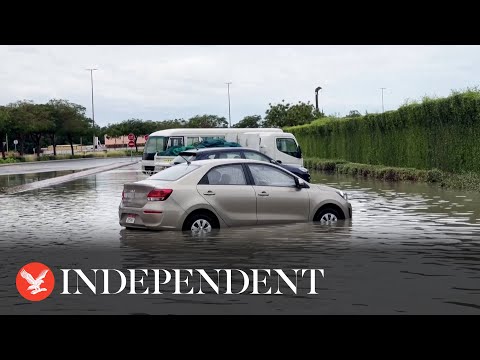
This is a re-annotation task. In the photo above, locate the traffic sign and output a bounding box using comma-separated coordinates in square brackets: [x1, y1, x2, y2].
[128, 140, 135, 148]
[144, 134, 149, 141]
[128, 133, 135, 141]
[13, 140, 18, 145]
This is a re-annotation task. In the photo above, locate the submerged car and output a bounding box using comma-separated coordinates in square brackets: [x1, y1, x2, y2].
[171, 147, 311, 182]
[119, 159, 351, 234]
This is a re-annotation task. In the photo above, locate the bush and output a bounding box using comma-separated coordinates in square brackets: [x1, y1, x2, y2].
[287, 89, 480, 173]
[426, 168, 443, 183]
[0, 157, 18, 164]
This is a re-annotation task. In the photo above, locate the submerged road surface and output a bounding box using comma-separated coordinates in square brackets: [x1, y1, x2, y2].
[0, 163, 479, 314]
[0, 157, 140, 176]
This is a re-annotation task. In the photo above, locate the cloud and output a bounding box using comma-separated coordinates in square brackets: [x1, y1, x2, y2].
[1, 45, 479, 126]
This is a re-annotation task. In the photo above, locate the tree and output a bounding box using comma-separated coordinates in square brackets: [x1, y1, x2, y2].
[0, 106, 10, 159]
[155, 119, 186, 130]
[104, 123, 124, 149]
[110, 118, 154, 152]
[263, 100, 323, 128]
[56, 102, 90, 156]
[347, 110, 362, 118]
[28, 104, 54, 157]
[233, 115, 263, 128]
[7, 100, 45, 156]
[47, 99, 83, 156]
[187, 115, 228, 128]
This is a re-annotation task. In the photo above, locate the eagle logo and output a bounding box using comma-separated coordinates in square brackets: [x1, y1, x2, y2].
[16, 262, 55, 301]
[20, 268, 49, 294]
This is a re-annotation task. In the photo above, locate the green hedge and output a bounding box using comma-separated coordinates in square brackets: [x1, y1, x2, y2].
[286, 90, 480, 173]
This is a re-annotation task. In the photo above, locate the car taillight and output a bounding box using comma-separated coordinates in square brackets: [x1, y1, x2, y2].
[147, 188, 173, 201]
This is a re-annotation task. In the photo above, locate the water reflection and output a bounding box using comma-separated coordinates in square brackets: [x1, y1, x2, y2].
[0, 170, 78, 189]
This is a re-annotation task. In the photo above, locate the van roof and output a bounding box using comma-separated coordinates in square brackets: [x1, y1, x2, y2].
[179, 147, 253, 154]
[149, 128, 284, 137]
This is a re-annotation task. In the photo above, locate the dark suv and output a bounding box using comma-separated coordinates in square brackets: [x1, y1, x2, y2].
[171, 147, 311, 182]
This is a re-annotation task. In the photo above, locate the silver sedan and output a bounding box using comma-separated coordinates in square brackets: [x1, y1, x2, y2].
[119, 159, 352, 233]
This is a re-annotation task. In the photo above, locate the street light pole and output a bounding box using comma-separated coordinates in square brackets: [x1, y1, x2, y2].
[380, 87, 386, 113]
[86, 68, 98, 150]
[226, 82, 232, 128]
[315, 86, 322, 112]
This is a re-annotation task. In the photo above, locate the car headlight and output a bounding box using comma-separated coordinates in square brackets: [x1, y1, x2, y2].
[336, 190, 348, 201]
[299, 167, 309, 172]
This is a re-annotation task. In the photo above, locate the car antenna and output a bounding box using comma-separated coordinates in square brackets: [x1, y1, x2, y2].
[180, 154, 191, 165]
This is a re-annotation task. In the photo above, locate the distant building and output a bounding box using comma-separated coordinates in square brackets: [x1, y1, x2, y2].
[104, 135, 148, 149]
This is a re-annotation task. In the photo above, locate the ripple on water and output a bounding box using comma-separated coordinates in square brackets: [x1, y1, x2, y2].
[0, 166, 480, 314]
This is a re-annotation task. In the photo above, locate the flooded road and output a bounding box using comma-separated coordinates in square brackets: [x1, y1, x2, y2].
[0, 157, 138, 176]
[1, 163, 480, 314]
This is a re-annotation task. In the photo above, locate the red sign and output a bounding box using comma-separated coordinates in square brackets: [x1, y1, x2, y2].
[144, 134, 149, 141]
[128, 140, 135, 148]
[128, 133, 135, 141]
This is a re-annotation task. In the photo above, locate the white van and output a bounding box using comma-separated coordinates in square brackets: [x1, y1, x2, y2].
[141, 128, 303, 174]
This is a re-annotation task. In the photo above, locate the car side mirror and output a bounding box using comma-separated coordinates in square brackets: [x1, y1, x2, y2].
[276, 160, 282, 164]
[295, 177, 308, 189]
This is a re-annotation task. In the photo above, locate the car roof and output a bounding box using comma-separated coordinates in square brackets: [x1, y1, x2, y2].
[178, 158, 273, 167]
[178, 147, 258, 154]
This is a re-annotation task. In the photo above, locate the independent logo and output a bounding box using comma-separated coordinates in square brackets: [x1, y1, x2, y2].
[16, 262, 55, 301]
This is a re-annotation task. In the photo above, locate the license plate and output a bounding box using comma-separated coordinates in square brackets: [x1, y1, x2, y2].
[125, 191, 135, 199]
[126, 215, 136, 224]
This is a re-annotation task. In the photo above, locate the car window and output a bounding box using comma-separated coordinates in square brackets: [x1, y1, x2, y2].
[203, 165, 247, 185]
[243, 151, 270, 162]
[150, 164, 200, 181]
[217, 152, 242, 159]
[248, 164, 296, 187]
[198, 154, 216, 160]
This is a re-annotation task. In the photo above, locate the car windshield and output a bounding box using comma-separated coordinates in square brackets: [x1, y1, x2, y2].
[149, 164, 200, 181]
[172, 153, 197, 164]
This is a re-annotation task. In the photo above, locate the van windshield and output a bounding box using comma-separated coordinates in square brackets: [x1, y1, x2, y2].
[144, 136, 168, 154]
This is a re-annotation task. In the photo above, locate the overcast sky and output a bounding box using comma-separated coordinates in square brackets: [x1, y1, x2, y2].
[1, 45, 479, 127]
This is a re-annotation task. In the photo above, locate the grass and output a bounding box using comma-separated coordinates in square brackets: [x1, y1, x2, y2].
[304, 157, 480, 191]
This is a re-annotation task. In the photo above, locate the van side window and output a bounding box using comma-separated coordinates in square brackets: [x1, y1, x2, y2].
[186, 137, 200, 146]
[169, 137, 184, 147]
[203, 136, 225, 141]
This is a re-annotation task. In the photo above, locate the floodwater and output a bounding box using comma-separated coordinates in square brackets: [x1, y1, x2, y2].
[0, 170, 78, 188]
[1, 163, 480, 314]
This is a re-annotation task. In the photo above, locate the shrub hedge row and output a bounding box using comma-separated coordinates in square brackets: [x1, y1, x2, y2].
[286, 90, 480, 173]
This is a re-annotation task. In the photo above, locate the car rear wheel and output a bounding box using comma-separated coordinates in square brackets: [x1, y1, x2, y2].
[314, 207, 341, 225]
[183, 213, 218, 235]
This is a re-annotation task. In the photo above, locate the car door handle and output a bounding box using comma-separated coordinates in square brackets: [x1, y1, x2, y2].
[258, 191, 269, 196]
[203, 191, 215, 195]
